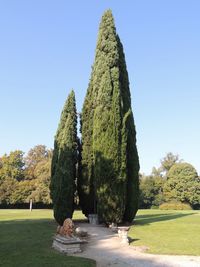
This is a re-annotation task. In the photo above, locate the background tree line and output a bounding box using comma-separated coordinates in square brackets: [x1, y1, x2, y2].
[139, 152, 200, 210]
[0, 145, 52, 208]
[1, 147, 199, 210]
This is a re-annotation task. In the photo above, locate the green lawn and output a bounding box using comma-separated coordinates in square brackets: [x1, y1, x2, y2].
[1, 209, 199, 266]
[129, 209, 200, 255]
[0, 209, 95, 267]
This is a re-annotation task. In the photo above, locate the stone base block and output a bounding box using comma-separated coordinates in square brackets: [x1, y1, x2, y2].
[52, 234, 86, 254]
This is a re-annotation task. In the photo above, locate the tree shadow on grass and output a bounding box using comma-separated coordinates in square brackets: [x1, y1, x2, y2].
[128, 237, 140, 244]
[134, 212, 195, 226]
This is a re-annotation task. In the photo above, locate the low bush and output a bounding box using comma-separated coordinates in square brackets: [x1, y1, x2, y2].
[151, 205, 159, 209]
[159, 201, 192, 210]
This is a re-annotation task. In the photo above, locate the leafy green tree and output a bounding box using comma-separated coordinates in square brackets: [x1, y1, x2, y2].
[50, 90, 78, 225]
[10, 180, 35, 204]
[29, 156, 52, 204]
[150, 153, 180, 180]
[164, 163, 200, 208]
[139, 175, 164, 208]
[79, 10, 139, 223]
[23, 146, 52, 204]
[25, 145, 51, 179]
[0, 151, 25, 204]
[0, 147, 52, 206]
[160, 152, 180, 174]
[0, 150, 25, 182]
[139, 153, 181, 209]
[0, 176, 17, 204]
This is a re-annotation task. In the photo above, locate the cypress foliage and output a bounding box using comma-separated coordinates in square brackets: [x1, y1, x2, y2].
[92, 12, 123, 222]
[79, 10, 139, 223]
[117, 36, 140, 222]
[77, 79, 96, 216]
[50, 90, 77, 225]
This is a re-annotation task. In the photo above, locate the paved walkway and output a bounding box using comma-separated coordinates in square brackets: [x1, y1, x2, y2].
[75, 223, 200, 267]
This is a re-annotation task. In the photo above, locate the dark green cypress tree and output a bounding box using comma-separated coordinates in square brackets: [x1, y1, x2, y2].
[79, 10, 139, 223]
[117, 36, 140, 222]
[77, 78, 96, 216]
[92, 10, 126, 223]
[50, 90, 77, 225]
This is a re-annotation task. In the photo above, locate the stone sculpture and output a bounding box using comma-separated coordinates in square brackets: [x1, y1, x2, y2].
[56, 218, 74, 237]
[53, 218, 87, 254]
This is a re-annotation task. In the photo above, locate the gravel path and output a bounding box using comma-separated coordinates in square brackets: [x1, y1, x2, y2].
[75, 223, 200, 267]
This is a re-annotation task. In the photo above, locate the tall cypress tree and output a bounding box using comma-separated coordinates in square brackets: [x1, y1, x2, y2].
[91, 12, 123, 222]
[117, 37, 140, 222]
[77, 77, 96, 216]
[50, 90, 77, 225]
[79, 10, 139, 223]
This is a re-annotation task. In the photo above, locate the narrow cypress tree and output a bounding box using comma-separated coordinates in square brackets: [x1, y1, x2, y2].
[92, 11, 126, 223]
[117, 36, 140, 222]
[79, 10, 139, 223]
[77, 78, 96, 216]
[50, 90, 77, 225]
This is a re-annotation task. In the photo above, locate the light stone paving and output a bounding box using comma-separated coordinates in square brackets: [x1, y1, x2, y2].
[74, 223, 200, 267]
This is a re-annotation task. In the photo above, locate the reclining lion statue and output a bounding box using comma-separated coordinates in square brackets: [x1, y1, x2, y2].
[56, 218, 74, 237]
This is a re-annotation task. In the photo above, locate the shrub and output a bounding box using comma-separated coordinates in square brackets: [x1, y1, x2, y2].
[159, 201, 192, 210]
[151, 205, 159, 209]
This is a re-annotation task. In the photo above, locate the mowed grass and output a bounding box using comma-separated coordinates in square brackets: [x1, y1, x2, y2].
[0, 209, 95, 267]
[1, 209, 199, 264]
[129, 209, 200, 255]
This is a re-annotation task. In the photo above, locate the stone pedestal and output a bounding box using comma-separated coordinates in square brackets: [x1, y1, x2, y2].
[117, 226, 130, 245]
[52, 234, 86, 254]
[88, 214, 98, 225]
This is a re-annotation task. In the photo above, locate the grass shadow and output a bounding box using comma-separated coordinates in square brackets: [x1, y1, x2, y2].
[0, 218, 95, 267]
[128, 237, 140, 244]
[134, 212, 195, 226]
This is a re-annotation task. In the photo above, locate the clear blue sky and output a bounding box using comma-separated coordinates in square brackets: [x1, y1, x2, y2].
[0, 0, 200, 175]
